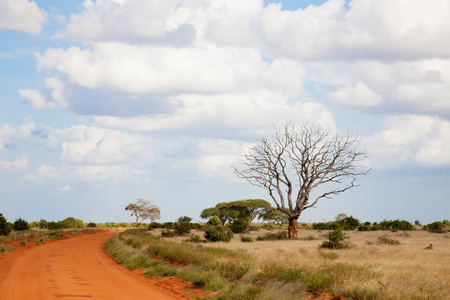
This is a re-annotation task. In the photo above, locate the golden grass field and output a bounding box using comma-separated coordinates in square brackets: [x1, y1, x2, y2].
[152, 227, 450, 299]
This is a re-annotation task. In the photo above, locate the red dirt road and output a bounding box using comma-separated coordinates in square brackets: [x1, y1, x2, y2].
[0, 231, 185, 300]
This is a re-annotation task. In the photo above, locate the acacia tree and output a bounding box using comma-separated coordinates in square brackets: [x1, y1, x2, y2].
[234, 122, 370, 239]
[216, 199, 272, 225]
[125, 199, 161, 225]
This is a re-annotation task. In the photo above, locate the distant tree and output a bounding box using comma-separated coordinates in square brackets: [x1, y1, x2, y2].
[0, 213, 12, 236]
[259, 209, 289, 225]
[200, 206, 239, 225]
[234, 122, 370, 238]
[125, 199, 161, 225]
[335, 213, 348, 223]
[174, 216, 192, 235]
[216, 199, 272, 225]
[414, 220, 421, 226]
[40, 219, 48, 229]
[13, 218, 29, 231]
[341, 216, 360, 230]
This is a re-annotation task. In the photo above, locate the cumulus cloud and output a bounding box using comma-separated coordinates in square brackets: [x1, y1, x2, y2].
[0, 0, 47, 34]
[23, 124, 154, 185]
[93, 91, 335, 137]
[327, 81, 383, 107]
[19, 77, 69, 110]
[366, 115, 450, 168]
[0, 154, 28, 171]
[0, 122, 35, 151]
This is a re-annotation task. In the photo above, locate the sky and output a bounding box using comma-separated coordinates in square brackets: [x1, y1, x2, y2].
[0, 0, 449, 224]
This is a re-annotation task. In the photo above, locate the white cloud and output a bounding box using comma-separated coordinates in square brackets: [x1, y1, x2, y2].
[0, 122, 35, 151]
[19, 77, 69, 110]
[260, 0, 450, 60]
[24, 124, 154, 186]
[93, 91, 335, 136]
[327, 81, 383, 107]
[366, 115, 450, 168]
[0, 0, 47, 34]
[36, 43, 307, 96]
[0, 155, 27, 171]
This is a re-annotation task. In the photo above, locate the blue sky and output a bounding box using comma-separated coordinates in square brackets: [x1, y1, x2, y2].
[1, 0, 449, 224]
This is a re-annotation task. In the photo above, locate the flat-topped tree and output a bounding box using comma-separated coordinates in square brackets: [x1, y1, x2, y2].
[216, 199, 272, 225]
[234, 122, 370, 239]
[125, 199, 161, 225]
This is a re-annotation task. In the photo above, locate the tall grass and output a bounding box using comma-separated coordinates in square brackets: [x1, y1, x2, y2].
[104, 229, 449, 300]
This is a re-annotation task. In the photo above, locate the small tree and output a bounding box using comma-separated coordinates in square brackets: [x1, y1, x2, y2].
[0, 213, 12, 236]
[259, 209, 289, 226]
[125, 199, 161, 225]
[234, 122, 370, 239]
[40, 219, 48, 229]
[13, 218, 30, 231]
[174, 216, 192, 235]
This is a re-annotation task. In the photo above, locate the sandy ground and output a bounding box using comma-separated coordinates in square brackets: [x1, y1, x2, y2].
[0, 231, 185, 300]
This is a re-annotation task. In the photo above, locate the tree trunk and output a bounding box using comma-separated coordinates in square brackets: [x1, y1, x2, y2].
[288, 217, 298, 239]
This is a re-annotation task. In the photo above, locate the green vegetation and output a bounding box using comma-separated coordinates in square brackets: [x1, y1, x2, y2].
[13, 218, 30, 231]
[320, 228, 352, 249]
[205, 225, 233, 242]
[106, 229, 445, 300]
[0, 213, 12, 236]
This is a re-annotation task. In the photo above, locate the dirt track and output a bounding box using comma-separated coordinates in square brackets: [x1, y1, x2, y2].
[0, 231, 184, 300]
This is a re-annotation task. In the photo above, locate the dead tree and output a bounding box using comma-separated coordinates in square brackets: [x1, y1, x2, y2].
[234, 122, 370, 239]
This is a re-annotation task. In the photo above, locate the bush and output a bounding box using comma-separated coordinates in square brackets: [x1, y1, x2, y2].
[161, 229, 177, 237]
[240, 236, 253, 242]
[377, 234, 400, 245]
[162, 222, 174, 229]
[13, 218, 30, 231]
[230, 218, 248, 234]
[262, 222, 276, 230]
[148, 222, 162, 229]
[0, 213, 12, 236]
[29, 221, 40, 228]
[185, 234, 203, 243]
[320, 228, 352, 249]
[174, 216, 192, 235]
[207, 216, 221, 226]
[39, 219, 48, 229]
[87, 222, 97, 227]
[342, 216, 360, 230]
[391, 220, 413, 231]
[426, 221, 444, 233]
[205, 225, 233, 242]
[358, 225, 369, 231]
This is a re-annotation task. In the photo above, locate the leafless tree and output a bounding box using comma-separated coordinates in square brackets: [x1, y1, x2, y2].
[125, 199, 161, 225]
[234, 122, 370, 238]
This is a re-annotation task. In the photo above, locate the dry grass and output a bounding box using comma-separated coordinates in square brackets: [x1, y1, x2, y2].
[155, 228, 450, 299]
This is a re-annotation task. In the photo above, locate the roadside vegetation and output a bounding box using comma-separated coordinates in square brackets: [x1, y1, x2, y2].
[104, 225, 449, 300]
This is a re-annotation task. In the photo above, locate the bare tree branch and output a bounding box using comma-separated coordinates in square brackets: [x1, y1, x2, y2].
[233, 122, 370, 238]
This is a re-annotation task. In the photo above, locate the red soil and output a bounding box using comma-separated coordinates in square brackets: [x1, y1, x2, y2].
[0, 231, 187, 299]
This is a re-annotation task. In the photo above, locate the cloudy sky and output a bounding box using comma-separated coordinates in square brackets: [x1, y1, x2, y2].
[1, 0, 449, 224]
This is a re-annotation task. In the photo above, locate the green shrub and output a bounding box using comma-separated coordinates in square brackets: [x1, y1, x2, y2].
[230, 218, 248, 233]
[39, 219, 48, 229]
[358, 225, 369, 231]
[174, 216, 192, 235]
[162, 222, 174, 229]
[205, 225, 233, 242]
[0, 213, 12, 236]
[161, 229, 177, 237]
[320, 228, 352, 249]
[341, 216, 360, 230]
[29, 221, 40, 228]
[257, 231, 288, 241]
[207, 216, 222, 226]
[427, 221, 444, 233]
[87, 222, 97, 227]
[377, 234, 400, 245]
[262, 222, 276, 230]
[13, 218, 29, 231]
[148, 222, 162, 229]
[185, 234, 203, 243]
[240, 236, 253, 242]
